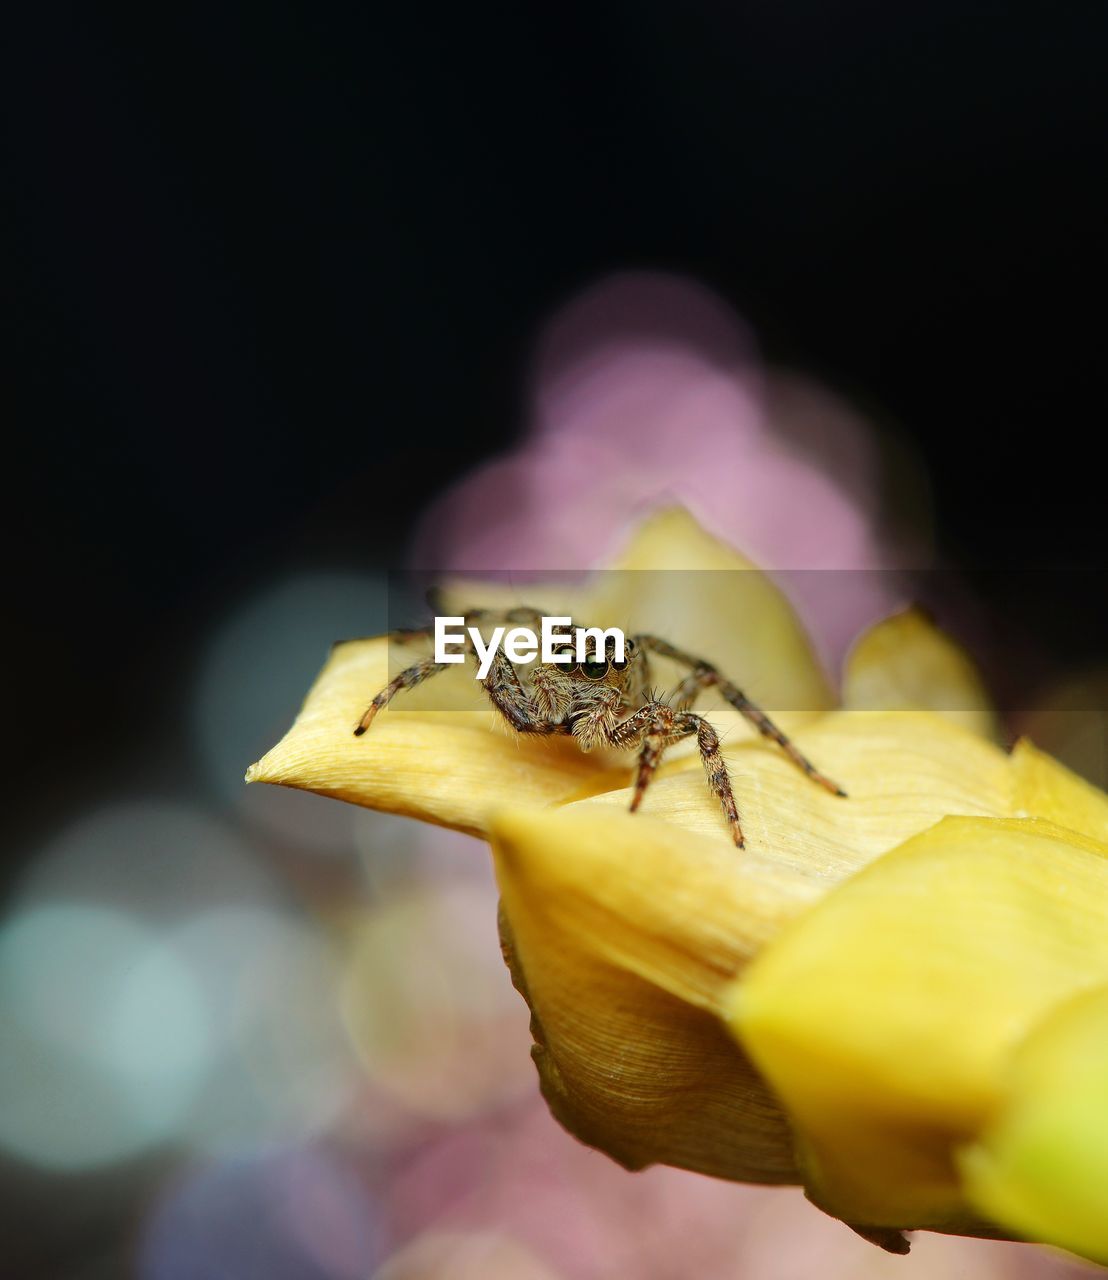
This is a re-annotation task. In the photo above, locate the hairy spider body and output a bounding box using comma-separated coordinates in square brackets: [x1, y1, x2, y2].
[355, 607, 845, 848]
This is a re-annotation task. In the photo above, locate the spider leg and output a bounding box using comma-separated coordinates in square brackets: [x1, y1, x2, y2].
[354, 653, 451, 734]
[493, 605, 582, 730]
[684, 713, 745, 846]
[353, 609, 477, 733]
[720, 685, 845, 796]
[632, 635, 846, 798]
[668, 670, 704, 710]
[479, 646, 565, 736]
[613, 702, 745, 848]
[358, 612, 570, 739]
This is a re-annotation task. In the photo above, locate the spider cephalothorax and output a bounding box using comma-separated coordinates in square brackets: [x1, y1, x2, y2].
[355, 607, 845, 848]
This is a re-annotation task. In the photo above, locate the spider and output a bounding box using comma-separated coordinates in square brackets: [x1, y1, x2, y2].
[354, 607, 845, 848]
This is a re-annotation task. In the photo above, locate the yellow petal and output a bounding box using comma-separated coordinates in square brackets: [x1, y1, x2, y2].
[245, 638, 622, 835]
[597, 508, 834, 714]
[445, 508, 835, 715]
[731, 816, 1108, 1231]
[488, 712, 1012, 1187]
[248, 507, 839, 832]
[1010, 737, 1108, 845]
[491, 805, 801, 1182]
[841, 606, 997, 740]
[959, 984, 1108, 1264]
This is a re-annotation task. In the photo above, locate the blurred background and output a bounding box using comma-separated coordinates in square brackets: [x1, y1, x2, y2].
[4, 4, 1108, 1277]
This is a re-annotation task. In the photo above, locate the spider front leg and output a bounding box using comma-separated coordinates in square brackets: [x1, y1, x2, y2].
[354, 653, 451, 734]
[637, 635, 846, 798]
[480, 646, 565, 736]
[354, 611, 494, 734]
[613, 703, 745, 848]
[351, 615, 451, 733]
[357, 630, 564, 739]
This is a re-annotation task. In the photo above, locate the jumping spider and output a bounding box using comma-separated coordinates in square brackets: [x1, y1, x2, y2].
[355, 607, 845, 848]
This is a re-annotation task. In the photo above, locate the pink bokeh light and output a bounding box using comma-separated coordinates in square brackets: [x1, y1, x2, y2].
[414, 272, 918, 674]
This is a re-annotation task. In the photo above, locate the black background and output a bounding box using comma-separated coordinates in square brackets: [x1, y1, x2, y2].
[5, 2, 1107, 842]
[3, 4, 1108, 1271]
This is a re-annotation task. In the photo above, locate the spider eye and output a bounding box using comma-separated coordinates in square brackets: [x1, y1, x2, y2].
[609, 637, 633, 671]
[581, 659, 609, 680]
[552, 645, 578, 672]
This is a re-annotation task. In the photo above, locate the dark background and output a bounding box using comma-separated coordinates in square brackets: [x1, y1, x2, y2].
[5, 2, 1107, 849]
[3, 4, 1108, 1272]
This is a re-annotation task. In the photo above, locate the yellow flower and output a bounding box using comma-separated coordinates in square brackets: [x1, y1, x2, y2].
[248, 509, 1108, 1261]
[959, 983, 1108, 1264]
[246, 509, 837, 836]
